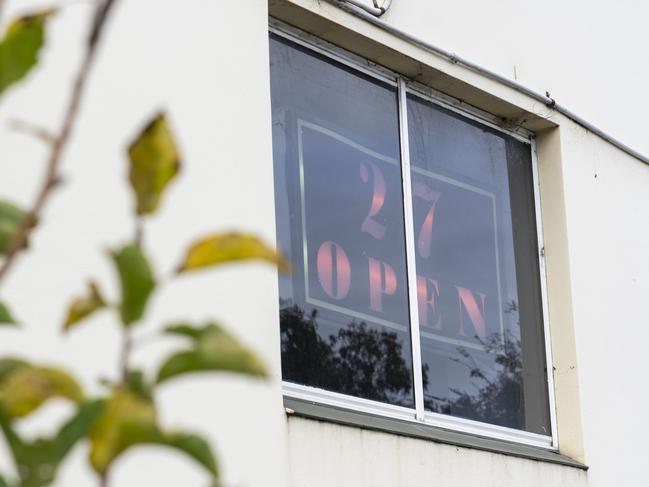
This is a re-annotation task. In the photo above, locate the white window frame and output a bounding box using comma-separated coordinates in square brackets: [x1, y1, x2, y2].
[270, 19, 558, 451]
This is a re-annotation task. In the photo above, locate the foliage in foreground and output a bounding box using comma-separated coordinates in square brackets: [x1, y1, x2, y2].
[0, 6, 287, 487]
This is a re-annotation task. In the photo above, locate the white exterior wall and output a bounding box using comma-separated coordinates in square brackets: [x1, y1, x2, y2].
[287, 417, 587, 486]
[555, 126, 649, 487]
[387, 0, 649, 157]
[0, 1, 647, 486]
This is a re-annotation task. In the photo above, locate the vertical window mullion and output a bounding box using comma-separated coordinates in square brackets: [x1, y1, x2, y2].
[398, 78, 425, 421]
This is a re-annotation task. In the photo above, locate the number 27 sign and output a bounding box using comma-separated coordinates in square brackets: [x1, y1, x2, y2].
[296, 120, 505, 350]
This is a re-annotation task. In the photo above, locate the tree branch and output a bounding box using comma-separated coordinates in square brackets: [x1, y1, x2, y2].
[8, 118, 56, 144]
[119, 328, 133, 384]
[134, 217, 143, 247]
[0, 0, 119, 287]
[120, 217, 144, 383]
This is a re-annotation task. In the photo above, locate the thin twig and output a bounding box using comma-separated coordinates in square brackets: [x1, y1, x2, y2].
[119, 328, 132, 385]
[134, 217, 143, 247]
[8, 118, 56, 144]
[0, 0, 119, 287]
[119, 214, 144, 385]
[120, 214, 144, 385]
[132, 330, 165, 350]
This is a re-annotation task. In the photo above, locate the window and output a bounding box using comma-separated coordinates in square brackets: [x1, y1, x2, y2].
[269, 26, 556, 449]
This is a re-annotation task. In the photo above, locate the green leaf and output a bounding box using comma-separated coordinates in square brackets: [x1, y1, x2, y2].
[176, 233, 290, 274]
[0, 400, 105, 487]
[0, 358, 27, 371]
[62, 280, 107, 331]
[0, 359, 28, 382]
[124, 369, 152, 401]
[128, 112, 181, 216]
[0, 301, 17, 326]
[0, 365, 83, 418]
[109, 244, 156, 326]
[157, 432, 218, 477]
[0, 9, 55, 98]
[50, 399, 106, 463]
[0, 200, 25, 226]
[0, 404, 26, 465]
[0, 200, 27, 255]
[0, 222, 20, 255]
[89, 388, 218, 479]
[157, 322, 267, 384]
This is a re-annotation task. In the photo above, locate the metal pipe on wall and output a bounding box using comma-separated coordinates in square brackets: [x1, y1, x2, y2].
[333, 0, 649, 166]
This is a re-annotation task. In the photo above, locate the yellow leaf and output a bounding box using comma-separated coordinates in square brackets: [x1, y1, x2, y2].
[176, 232, 290, 273]
[128, 112, 180, 216]
[63, 280, 107, 331]
[0, 365, 83, 418]
[89, 388, 157, 474]
[89, 387, 218, 478]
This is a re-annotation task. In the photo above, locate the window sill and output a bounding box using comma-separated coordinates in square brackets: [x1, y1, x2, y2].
[284, 397, 587, 470]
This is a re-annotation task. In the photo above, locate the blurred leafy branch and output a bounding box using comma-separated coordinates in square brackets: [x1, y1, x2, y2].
[0, 2, 287, 486]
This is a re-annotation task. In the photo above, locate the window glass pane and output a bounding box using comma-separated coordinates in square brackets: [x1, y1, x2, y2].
[270, 34, 415, 408]
[407, 94, 552, 434]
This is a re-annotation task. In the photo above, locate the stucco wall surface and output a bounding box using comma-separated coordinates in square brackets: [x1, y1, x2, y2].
[385, 0, 649, 157]
[556, 124, 649, 487]
[287, 417, 588, 487]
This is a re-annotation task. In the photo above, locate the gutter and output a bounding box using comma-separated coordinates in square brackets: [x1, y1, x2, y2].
[332, 0, 649, 166]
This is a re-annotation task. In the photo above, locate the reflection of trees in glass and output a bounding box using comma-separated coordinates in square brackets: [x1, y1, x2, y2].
[424, 331, 525, 430]
[280, 300, 524, 428]
[280, 301, 414, 407]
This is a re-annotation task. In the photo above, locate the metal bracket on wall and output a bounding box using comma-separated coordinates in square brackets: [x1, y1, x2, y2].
[340, 0, 393, 17]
